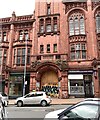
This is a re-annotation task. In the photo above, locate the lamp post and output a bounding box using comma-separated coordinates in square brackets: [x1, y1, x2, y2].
[23, 39, 27, 96]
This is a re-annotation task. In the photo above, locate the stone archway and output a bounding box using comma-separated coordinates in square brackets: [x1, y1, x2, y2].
[35, 62, 61, 97]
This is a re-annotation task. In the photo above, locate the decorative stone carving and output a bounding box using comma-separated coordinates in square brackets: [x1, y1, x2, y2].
[65, 2, 87, 13]
[91, 58, 98, 68]
[92, 2, 100, 10]
[55, 60, 68, 71]
[31, 61, 41, 68]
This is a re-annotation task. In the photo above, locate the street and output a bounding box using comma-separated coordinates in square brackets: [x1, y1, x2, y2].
[5, 104, 71, 119]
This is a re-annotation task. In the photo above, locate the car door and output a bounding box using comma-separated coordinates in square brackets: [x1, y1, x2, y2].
[23, 93, 35, 105]
[33, 93, 43, 104]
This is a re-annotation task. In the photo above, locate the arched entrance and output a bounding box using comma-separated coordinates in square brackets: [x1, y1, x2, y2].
[36, 62, 61, 97]
[41, 70, 59, 97]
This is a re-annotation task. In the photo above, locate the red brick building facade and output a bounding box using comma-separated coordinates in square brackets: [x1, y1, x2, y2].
[0, 0, 100, 98]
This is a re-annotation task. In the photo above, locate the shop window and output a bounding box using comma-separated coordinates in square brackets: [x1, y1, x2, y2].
[47, 44, 50, 53]
[70, 43, 86, 60]
[40, 45, 44, 53]
[96, 14, 100, 34]
[53, 44, 57, 52]
[9, 75, 23, 97]
[46, 18, 51, 32]
[68, 12, 85, 36]
[3, 32, 6, 42]
[69, 80, 84, 94]
[47, 4, 51, 15]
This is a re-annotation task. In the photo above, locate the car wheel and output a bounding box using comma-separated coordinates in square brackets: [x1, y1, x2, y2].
[17, 101, 23, 107]
[41, 100, 47, 107]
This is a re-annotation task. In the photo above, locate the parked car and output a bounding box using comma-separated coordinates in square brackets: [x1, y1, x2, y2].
[0, 93, 8, 107]
[45, 98, 100, 120]
[15, 91, 52, 107]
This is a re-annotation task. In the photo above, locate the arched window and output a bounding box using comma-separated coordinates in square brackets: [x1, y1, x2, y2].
[68, 12, 85, 36]
[96, 14, 100, 33]
[24, 30, 29, 40]
[47, 4, 51, 15]
[3, 32, 6, 42]
[19, 30, 23, 40]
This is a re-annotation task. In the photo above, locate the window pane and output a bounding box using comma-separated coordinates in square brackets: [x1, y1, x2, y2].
[81, 44, 86, 50]
[22, 48, 25, 55]
[40, 26, 44, 33]
[54, 24, 57, 32]
[22, 56, 25, 64]
[70, 52, 75, 60]
[47, 44, 50, 52]
[53, 44, 57, 52]
[82, 51, 86, 59]
[27, 56, 30, 64]
[3, 32, 6, 42]
[96, 15, 100, 33]
[17, 56, 20, 65]
[69, 19, 74, 35]
[76, 51, 80, 59]
[74, 18, 79, 35]
[19, 31, 23, 40]
[40, 45, 44, 53]
[47, 5, 50, 15]
[75, 43, 80, 50]
[80, 17, 85, 34]
[17, 49, 21, 56]
[46, 25, 51, 32]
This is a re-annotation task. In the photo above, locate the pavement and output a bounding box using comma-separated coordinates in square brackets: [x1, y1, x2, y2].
[8, 98, 85, 105]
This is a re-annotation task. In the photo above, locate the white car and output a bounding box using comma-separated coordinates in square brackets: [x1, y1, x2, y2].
[44, 99, 100, 120]
[44, 108, 65, 119]
[15, 91, 52, 107]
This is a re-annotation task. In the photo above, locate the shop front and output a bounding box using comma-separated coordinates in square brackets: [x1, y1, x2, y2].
[68, 70, 94, 98]
[9, 73, 30, 99]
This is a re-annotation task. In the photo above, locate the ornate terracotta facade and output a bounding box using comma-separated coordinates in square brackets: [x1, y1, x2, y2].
[0, 0, 100, 98]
